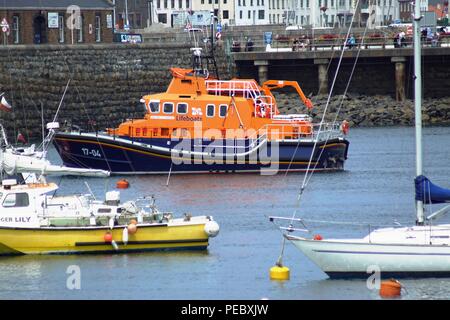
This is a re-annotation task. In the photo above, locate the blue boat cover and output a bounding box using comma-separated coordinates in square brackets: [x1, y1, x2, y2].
[415, 175, 450, 204]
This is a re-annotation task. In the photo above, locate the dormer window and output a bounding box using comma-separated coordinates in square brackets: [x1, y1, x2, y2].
[163, 102, 174, 114]
[177, 103, 188, 114]
[149, 101, 160, 113]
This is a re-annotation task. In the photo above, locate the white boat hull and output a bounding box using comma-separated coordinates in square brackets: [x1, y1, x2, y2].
[287, 235, 450, 278]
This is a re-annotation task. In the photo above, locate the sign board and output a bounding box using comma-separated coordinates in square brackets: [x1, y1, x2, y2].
[420, 11, 437, 28]
[114, 33, 143, 43]
[264, 32, 273, 45]
[106, 14, 113, 29]
[48, 12, 59, 28]
[1, 17, 9, 34]
[172, 10, 210, 27]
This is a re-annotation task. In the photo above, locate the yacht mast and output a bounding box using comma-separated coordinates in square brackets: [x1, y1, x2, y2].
[413, 0, 424, 225]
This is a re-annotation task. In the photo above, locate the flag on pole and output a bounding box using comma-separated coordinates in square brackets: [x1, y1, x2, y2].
[0, 96, 12, 112]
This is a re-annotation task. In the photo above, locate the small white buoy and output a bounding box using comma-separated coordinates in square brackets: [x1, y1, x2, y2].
[122, 227, 129, 245]
[204, 221, 220, 237]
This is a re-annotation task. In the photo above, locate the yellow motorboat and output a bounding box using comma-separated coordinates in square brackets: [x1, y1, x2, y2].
[0, 179, 219, 255]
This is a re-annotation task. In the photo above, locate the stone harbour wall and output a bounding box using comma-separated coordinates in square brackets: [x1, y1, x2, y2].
[0, 43, 234, 141]
[275, 93, 450, 127]
[0, 43, 449, 144]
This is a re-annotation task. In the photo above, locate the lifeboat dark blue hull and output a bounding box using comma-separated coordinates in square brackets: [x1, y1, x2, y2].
[53, 132, 349, 174]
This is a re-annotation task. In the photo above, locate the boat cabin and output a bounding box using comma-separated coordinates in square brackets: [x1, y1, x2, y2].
[107, 68, 315, 141]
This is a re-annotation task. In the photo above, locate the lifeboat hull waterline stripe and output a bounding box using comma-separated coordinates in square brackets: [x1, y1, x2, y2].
[54, 133, 348, 173]
[0, 223, 209, 255]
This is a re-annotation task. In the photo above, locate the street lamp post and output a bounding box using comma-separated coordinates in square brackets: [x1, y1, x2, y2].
[147, 0, 151, 28]
[125, 0, 130, 28]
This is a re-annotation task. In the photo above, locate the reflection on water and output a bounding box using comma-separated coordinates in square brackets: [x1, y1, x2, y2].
[1, 127, 450, 299]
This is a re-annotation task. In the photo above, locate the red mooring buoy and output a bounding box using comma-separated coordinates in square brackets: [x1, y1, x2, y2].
[116, 179, 130, 189]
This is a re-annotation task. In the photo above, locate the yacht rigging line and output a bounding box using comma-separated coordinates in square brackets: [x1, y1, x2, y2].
[57, 51, 114, 173]
[303, 0, 373, 187]
[272, 2, 363, 265]
[289, 0, 361, 222]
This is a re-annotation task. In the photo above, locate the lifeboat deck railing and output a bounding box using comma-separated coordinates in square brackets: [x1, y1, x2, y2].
[193, 122, 343, 154]
[205, 80, 275, 118]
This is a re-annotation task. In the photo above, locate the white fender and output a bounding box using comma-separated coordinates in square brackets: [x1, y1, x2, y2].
[204, 220, 220, 237]
[122, 227, 129, 245]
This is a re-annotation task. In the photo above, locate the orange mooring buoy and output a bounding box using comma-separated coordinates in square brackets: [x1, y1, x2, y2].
[116, 179, 130, 189]
[379, 279, 402, 298]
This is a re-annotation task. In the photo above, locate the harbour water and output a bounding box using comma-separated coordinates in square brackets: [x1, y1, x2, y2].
[1, 126, 450, 300]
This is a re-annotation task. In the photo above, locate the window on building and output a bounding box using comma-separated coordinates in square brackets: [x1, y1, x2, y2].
[258, 10, 264, 19]
[179, 0, 183, 7]
[248, 11, 251, 19]
[208, 0, 212, 3]
[262, 0, 264, 5]
[3, 193, 29, 208]
[269, 0, 271, 8]
[207, 104, 215, 117]
[163, 102, 174, 114]
[282, 0, 285, 8]
[306, 0, 309, 8]
[238, 0, 241, 5]
[157, 0, 161, 8]
[171, 0, 175, 8]
[164, 0, 168, 8]
[251, 0, 253, 5]
[186, 0, 189, 7]
[136, 13, 142, 28]
[223, 10, 229, 19]
[240, 11, 243, 19]
[12, 15, 20, 44]
[269, 14, 271, 22]
[129, 14, 135, 28]
[95, 14, 101, 42]
[58, 15, 65, 43]
[158, 13, 167, 23]
[77, 15, 83, 43]
[215, 0, 219, 4]
[201, 0, 205, 3]
[224, 0, 227, 3]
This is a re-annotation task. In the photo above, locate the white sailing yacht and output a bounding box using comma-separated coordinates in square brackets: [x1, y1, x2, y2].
[271, 2, 450, 278]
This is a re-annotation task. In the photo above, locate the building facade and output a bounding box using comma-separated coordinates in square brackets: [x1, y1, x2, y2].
[398, 0, 428, 22]
[115, 0, 193, 29]
[235, 0, 269, 25]
[0, 0, 114, 45]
